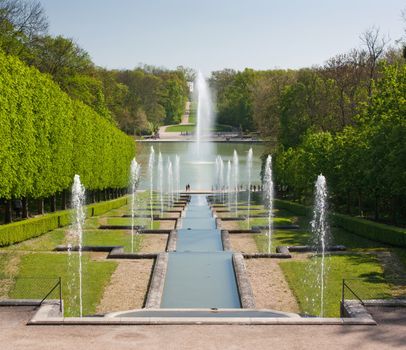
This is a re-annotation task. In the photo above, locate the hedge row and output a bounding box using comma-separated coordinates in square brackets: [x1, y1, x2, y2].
[331, 213, 406, 247]
[0, 51, 135, 200]
[274, 199, 406, 247]
[274, 199, 312, 217]
[0, 197, 128, 247]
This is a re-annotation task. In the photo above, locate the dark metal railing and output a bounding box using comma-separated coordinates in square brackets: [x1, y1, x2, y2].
[1, 276, 62, 312]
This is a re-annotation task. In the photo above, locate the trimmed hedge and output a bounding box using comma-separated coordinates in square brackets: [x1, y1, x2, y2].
[274, 199, 406, 247]
[274, 199, 312, 217]
[0, 51, 135, 200]
[331, 213, 406, 247]
[0, 197, 128, 247]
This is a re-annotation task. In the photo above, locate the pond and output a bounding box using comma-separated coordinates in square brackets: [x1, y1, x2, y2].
[136, 141, 267, 190]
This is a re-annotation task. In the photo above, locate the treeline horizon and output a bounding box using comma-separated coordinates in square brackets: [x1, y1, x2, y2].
[0, 0, 190, 135]
[208, 20, 405, 224]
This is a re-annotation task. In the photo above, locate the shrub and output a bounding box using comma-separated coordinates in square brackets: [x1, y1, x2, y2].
[0, 197, 128, 247]
[275, 199, 406, 247]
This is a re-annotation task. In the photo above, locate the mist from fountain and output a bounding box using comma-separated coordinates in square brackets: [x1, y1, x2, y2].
[311, 174, 330, 317]
[167, 159, 174, 208]
[71, 174, 86, 317]
[264, 155, 274, 253]
[148, 146, 155, 229]
[219, 156, 225, 202]
[227, 160, 232, 211]
[130, 158, 141, 253]
[175, 155, 180, 201]
[233, 150, 239, 215]
[247, 148, 253, 227]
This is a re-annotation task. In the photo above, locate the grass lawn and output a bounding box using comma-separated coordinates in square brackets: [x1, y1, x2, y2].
[165, 123, 233, 133]
[9, 252, 117, 317]
[253, 230, 311, 252]
[0, 253, 10, 278]
[166, 124, 195, 132]
[280, 254, 392, 317]
[83, 229, 142, 252]
[4, 229, 66, 252]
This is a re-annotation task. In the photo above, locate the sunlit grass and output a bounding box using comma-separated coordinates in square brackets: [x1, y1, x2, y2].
[280, 254, 392, 317]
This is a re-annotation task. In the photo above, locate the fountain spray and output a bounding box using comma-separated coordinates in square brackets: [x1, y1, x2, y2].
[71, 175, 85, 317]
[233, 150, 239, 215]
[247, 148, 253, 228]
[311, 174, 330, 317]
[130, 158, 140, 253]
[148, 146, 155, 229]
[264, 155, 274, 253]
[158, 152, 163, 215]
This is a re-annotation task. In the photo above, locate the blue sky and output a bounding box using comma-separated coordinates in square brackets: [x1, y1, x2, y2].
[40, 0, 405, 74]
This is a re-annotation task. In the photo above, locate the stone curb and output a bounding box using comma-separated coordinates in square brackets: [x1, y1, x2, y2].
[166, 230, 177, 252]
[232, 253, 255, 308]
[253, 225, 300, 230]
[27, 315, 377, 326]
[228, 229, 261, 234]
[341, 300, 375, 322]
[144, 253, 168, 308]
[276, 245, 346, 253]
[221, 230, 232, 251]
[55, 245, 158, 259]
[221, 217, 246, 221]
[243, 253, 292, 259]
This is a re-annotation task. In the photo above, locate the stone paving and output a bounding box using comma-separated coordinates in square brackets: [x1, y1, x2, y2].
[1, 306, 405, 350]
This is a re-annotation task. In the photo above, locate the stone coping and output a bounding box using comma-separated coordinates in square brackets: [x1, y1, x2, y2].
[243, 253, 292, 259]
[232, 253, 256, 309]
[1, 301, 377, 326]
[166, 230, 177, 252]
[26, 307, 377, 326]
[253, 225, 300, 230]
[276, 245, 346, 253]
[55, 245, 158, 259]
[228, 229, 261, 234]
[341, 298, 406, 320]
[221, 230, 231, 251]
[220, 217, 246, 221]
[144, 253, 168, 308]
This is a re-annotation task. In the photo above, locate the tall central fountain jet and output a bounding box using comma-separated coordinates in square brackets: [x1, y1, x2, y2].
[194, 71, 215, 156]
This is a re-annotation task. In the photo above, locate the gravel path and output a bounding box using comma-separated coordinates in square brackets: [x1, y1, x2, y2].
[246, 258, 299, 313]
[96, 259, 154, 313]
[141, 234, 168, 253]
[230, 234, 258, 253]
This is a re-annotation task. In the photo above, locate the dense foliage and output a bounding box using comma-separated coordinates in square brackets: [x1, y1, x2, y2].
[0, 197, 128, 246]
[274, 63, 406, 223]
[0, 51, 135, 200]
[0, 0, 189, 135]
[209, 26, 405, 224]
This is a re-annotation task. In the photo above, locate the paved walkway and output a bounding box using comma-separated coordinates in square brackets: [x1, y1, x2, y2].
[180, 101, 191, 124]
[1, 306, 405, 349]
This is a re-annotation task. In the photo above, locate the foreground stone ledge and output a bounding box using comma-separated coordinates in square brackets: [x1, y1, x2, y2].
[243, 253, 292, 259]
[233, 253, 256, 308]
[144, 253, 168, 308]
[221, 230, 231, 251]
[27, 315, 377, 326]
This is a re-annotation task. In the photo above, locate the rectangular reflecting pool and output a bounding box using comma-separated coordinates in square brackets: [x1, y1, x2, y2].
[160, 195, 241, 309]
[176, 229, 223, 252]
[161, 252, 241, 309]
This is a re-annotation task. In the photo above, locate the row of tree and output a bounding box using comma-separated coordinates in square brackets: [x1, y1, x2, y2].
[274, 63, 405, 223]
[0, 0, 190, 135]
[209, 25, 405, 223]
[0, 50, 135, 222]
